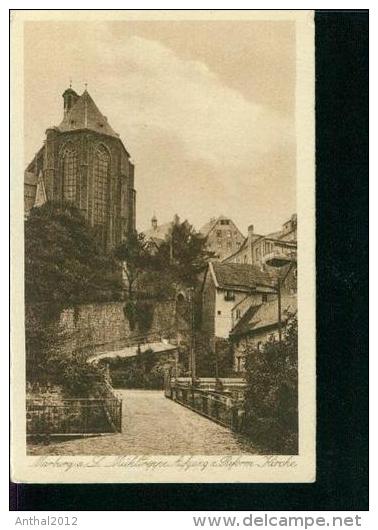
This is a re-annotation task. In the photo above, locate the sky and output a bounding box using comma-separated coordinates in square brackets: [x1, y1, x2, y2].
[24, 20, 296, 235]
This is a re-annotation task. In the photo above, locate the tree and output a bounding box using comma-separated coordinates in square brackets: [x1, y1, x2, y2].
[25, 201, 122, 310]
[113, 231, 153, 300]
[243, 316, 298, 454]
[156, 215, 214, 288]
[24, 201, 124, 384]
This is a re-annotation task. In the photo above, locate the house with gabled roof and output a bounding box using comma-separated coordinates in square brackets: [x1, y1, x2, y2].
[200, 260, 297, 372]
[201, 262, 278, 343]
[199, 215, 245, 261]
[230, 293, 297, 372]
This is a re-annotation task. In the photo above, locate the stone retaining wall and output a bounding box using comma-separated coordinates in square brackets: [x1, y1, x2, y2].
[26, 300, 177, 359]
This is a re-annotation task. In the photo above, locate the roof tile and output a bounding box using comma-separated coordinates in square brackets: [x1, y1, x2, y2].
[231, 294, 297, 336]
[58, 90, 119, 138]
[212, 262, 276, 291]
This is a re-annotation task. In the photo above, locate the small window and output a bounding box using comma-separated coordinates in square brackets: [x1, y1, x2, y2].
[262, 293, 268, 302]
[243, 255, 247, 263]
[224, 290, 235, 301]
[216, 230, 222, 237]
[236, 309, 241, 319]
[217, 310, 222, 315]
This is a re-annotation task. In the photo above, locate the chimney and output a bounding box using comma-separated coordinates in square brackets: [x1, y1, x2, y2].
[248, 224, 254, 237]
[62, 87, 79, 116]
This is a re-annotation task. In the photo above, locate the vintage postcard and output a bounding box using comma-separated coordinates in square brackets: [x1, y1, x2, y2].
[10, 9, 315, 483]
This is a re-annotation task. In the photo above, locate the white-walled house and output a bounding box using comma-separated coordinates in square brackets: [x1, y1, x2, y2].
[230, 293, 297, 372]
[201, 262, 277, 343]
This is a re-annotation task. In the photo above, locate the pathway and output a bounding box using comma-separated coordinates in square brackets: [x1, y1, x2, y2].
[28, 390, 258, 455]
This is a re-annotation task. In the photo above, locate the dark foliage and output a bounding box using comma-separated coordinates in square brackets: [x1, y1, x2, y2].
[123, 300, 137, 331]
[114, 217, 213, 300]
[24, 202, 123, 386]
[25, 201, 122, 310]
[135, 300, 155, 334]
[191, 335, 234, 377]
[103, 350, 176, 389]
[114, 231, 155, 299]
[155, 215, 214, 288]
[123, 299, 155, 333]
[56, 354, 106, 398]
[243, 316, 298, 454]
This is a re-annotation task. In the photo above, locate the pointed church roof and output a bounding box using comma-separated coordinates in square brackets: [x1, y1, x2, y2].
[58, 90, 119, 138]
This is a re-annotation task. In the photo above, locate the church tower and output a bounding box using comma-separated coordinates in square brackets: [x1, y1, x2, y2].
[24, 86, 136, 252]
[62, 87, 79, 116]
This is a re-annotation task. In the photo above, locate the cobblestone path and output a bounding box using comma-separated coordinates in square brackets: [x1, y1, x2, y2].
[28, 390, 259, 455]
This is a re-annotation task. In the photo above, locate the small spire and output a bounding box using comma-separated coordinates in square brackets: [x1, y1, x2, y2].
[84, 82, 88, 90]
[69, 78, 72, 88]
[151, 213, 158, 230]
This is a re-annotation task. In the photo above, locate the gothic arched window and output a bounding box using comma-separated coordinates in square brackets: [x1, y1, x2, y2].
[93, 144, 110, 225]
[61, 145, 78, 203]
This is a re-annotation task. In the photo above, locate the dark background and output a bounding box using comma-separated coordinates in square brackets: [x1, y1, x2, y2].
[10, 9, 369, 511]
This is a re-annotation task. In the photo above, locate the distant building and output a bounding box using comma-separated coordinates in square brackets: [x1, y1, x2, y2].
[142, 214, 173, 253]
[24, 86, 136, 252]
[223, 214, 297, 269]
[199, 215, 245, 261]
[230, 293, 297, 372]
[280, 213, 297, 241]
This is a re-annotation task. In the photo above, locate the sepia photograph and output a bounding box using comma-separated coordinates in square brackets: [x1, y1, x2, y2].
[11, 10, 315, 483]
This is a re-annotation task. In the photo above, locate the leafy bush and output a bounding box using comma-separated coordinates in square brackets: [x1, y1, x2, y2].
[24, 201, 124, 385]
[56, 353, 106, 398]
[123, 299, 155, 333]
[103, 350, 175, 389]
[243, 316, 298, 454]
